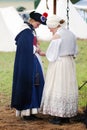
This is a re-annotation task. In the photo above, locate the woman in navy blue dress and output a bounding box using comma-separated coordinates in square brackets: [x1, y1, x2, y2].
[11, 11, 48, 120]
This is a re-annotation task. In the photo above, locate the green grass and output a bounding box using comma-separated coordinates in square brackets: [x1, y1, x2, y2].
[0, 52, 15, 105]
[75, 39, 87, 107]
[0, 39, 87, 107]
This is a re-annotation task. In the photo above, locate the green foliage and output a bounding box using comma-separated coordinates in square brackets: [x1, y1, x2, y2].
[70, 0, 79, 4]
[34, 0, 80, 8]
[34, 0, 40, 9]
[16, 6, 26, 12]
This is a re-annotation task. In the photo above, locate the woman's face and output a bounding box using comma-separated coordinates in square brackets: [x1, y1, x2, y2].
[48, 27, 58, 34]
[32, 20, 41, 28]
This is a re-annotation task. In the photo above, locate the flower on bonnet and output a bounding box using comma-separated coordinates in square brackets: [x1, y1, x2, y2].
[42, 12, 48, 18]
[40, 12, 48, 23]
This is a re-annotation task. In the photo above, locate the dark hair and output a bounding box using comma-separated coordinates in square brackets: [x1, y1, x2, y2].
[59, 19, 65, 24]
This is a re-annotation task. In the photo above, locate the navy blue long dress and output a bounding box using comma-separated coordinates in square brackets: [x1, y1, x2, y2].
[11, 23, 44, 111]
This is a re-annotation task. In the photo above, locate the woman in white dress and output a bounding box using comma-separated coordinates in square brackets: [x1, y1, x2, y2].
[40, 15, 78, 124]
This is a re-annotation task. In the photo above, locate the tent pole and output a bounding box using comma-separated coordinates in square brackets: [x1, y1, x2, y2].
[53, 0, 56, 14]
[67, 0, 69, 29]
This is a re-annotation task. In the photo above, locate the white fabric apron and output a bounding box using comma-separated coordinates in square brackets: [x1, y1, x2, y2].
[40, 56, 78, 117]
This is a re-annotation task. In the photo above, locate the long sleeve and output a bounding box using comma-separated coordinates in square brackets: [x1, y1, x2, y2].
[46, 38, 61, 62]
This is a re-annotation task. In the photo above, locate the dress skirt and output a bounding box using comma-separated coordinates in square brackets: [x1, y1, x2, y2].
[40, 56, 78, 117]
[24, 54, 44, 109]
[16, 54, 44, 117]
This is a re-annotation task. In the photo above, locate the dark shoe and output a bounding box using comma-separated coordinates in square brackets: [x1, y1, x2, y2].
[49, 117, 62, 125]
[62, 118, 70, 124]
[31, 114, 42, 120]
[22, 115, 36, 121]
[31, 114, 41, 120]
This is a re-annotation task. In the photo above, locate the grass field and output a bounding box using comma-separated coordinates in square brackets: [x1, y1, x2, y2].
[0, 39, 87, 108]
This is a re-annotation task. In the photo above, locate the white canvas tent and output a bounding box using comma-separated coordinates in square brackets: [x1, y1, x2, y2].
[0, 6, 24, 52]
[74, 0, 87, 10]
[1, 1, 87, 52]
[36, 0, 53, 41]
[36, 0, 87, 40]
[74, 0, 87, 22]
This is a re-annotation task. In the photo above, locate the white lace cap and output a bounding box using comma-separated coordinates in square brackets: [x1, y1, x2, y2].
[46, 15, 66, 28]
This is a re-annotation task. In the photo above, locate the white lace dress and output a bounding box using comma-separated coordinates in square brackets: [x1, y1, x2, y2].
[40, 37, 78, 117]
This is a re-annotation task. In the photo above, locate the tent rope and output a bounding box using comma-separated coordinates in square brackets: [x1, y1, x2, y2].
[46, 0, 49, 9]
[66, 0, 69, 29]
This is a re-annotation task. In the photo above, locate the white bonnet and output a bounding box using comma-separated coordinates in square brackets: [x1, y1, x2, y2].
[46, 15, 66, 28]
